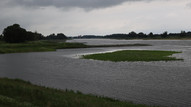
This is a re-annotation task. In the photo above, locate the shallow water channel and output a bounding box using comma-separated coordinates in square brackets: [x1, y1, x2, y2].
[0, 39, 191, 107]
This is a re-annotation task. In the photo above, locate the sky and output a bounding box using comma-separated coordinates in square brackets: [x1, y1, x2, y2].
[0, 0, 191, 36]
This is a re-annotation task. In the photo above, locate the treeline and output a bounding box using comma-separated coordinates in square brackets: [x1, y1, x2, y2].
[0, 24, 67, 43]
[105, 31, 191, 39]
[72, 35, 104, 39]
[73, 31, 191, 39]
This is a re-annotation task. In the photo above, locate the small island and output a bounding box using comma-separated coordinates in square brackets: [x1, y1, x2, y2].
[83, 50, 182, 62]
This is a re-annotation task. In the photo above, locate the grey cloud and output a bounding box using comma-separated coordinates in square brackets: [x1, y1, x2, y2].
[186, 2, 191, 8]
[5, 0, 148, 10]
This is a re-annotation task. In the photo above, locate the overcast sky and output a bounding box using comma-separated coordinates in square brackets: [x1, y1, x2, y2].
[1, 0, 191, 36]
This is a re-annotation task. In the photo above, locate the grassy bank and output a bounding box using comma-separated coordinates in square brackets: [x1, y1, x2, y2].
[0, 40, 88, 54]
[0, 40, 149, 54]
[83, 50, 182, 62]
[0, 78, 156, 107]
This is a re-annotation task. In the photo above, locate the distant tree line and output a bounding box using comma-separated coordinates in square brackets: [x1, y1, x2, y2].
[72, 35, 104, 39]
[72, 31, 191, 39]
[1, 24, 191, 43]
[0, 24, 67, 43]
[104, 31, 191, 39]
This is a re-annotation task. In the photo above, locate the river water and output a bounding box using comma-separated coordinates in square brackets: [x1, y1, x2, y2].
[0, 39, 191, 107]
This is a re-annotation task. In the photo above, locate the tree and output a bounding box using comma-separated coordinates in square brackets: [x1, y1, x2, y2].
[138, 32, 146, 38]
[46, 33, 56, 40]
[27, 31, 44, 41]
[148, 32, 153, 36]
[57, 33, 67, 39]
[180, 31, 186, 37]
[128, 31, 137, 38]
[128, 31, 137, 36]
[2, 24, 45, 43]
[46, 33, 67, 40]
[3, 24, 28, 43]
[161, 31, 168, 38]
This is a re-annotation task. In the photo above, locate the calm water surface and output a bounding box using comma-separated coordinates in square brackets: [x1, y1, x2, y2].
[0, 39, 191, 107]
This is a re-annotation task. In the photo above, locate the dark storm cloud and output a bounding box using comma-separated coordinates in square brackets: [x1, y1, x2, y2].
[5, 0, 149, 9]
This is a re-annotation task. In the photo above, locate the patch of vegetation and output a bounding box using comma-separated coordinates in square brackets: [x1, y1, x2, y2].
[0, 78, 157, 107]
[83, 50, 182, 62]
[0, 40, 88, 54]
[88, 44, 151, 48]
[0, 40, 150, 54]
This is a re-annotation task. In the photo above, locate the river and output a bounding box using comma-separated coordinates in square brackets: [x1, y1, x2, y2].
[0, 39, 191, 107]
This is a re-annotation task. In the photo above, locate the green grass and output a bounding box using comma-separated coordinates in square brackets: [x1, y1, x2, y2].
[88, 44, 151, 48]
[83, 50, 182, 62]
[0, 40, 150, 54]
[0, 40, 88, 54]
[0, 78, 157, 107]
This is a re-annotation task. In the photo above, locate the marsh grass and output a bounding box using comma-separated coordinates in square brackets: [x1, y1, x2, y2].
[83, 50, 182, 62]
[0, 40, 88, 54]
[0, 78, 157, 107]
[0, 40, 150, 54]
